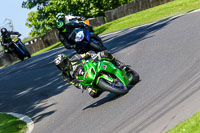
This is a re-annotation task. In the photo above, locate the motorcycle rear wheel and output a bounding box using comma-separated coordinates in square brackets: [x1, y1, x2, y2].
[90, 41, 106, 52]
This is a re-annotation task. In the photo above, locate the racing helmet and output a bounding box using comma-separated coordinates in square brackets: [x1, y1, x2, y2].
[54, 54, 71, 71]
[56, 13, 66, 31]
[56, 12, 65, 21]
[1, 28, 8, 36]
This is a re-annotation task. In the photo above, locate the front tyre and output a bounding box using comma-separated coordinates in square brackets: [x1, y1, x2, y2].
[15, 51, 24, 61]
[98, 79, 128, 95]
[23, 47, 31, 58]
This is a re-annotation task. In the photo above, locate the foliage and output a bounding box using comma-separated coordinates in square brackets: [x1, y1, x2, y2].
[0, 113, 27, 133]
[22, 0, 50, 9]
[22, 0, 132, 36]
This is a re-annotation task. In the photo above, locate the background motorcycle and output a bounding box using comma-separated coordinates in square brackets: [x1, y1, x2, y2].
[4, 35, 31, 61]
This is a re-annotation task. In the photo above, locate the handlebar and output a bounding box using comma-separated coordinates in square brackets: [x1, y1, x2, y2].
[18, 34, 21, 37]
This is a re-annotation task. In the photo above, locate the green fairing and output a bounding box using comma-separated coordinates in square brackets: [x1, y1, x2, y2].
[78, 59, 133, 92]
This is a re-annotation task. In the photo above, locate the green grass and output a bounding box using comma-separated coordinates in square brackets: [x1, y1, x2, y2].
[167, 111, 200, 133]
[0, 113, 27, 133]
[94, 0, 200, 34]
[31, 42, 63, 56]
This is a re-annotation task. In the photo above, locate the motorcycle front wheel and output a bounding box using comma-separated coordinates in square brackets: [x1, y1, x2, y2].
[15, 51, 24, 61]
[22, 47, 31, 58]
[127, 69, 140, 85]
[98, 78, 128, 95]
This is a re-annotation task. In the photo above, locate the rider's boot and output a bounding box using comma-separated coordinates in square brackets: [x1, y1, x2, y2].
[112, 59, 132, 72]
[88, 88, 103, 98]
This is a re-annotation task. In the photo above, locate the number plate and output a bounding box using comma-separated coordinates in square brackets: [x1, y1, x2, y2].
[13, 37, 19, 42]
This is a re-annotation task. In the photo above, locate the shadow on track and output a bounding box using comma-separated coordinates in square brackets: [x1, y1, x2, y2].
[83, 82, 141, 110]
[0, 48, 74, 123]
[102, 16, 180, 54]
[82, 93, 121, 110]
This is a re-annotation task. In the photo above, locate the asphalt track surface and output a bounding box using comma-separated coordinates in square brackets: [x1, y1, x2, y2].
[1, 11, 200, 133]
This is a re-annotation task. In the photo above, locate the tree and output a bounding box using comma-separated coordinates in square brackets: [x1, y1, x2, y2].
[23, 0, 133, 36]
[22, 0, 50, 9]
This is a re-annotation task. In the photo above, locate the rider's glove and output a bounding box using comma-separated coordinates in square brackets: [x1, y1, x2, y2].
[80, 16, 85, 21]
[4, 42, 12, 46]
[91, 53, 101, 62]
[70, 45, 76, 49]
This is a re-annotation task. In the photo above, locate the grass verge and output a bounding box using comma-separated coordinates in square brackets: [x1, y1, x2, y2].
[94, 0, 200, 34]
[167, 111, 200, 133]
[0, 113, 27, 133]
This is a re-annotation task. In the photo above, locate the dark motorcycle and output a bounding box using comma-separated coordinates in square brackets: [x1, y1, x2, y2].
[68, 28, 106, 54]
[4, 35, 31, 61]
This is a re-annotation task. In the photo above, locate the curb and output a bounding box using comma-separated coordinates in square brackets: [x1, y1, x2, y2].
[2, 112, 34, 133]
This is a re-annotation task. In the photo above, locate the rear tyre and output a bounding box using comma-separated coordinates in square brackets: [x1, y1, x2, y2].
[90, 41, 106, 52]
[98, 78, 128, 95]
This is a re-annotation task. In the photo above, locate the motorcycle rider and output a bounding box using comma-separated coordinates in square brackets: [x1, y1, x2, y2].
[56, 12, 102, 52]
[1, 28, 21, 53]
[54, 50, 125, 98]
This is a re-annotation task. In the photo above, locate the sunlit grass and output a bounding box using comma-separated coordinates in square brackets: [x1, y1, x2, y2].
[95, 0, 200, 34]
[167, 111, 200, 133]
[0, 113, 27, 133]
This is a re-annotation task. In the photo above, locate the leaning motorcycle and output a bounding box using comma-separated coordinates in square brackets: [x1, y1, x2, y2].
[77, 58, 140, 96]
[68, 27, 106, 54]
[4, 35, 31, 61]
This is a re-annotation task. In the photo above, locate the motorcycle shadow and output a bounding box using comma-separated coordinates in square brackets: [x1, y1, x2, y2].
[82, 93, 125, 110]
[83, 80, 141, 110]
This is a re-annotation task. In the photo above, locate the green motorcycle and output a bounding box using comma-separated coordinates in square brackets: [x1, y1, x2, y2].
[78, 59, 140, 95]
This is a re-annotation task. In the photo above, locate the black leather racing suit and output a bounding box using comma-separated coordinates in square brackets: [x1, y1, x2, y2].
[58, 22, 102, 52]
